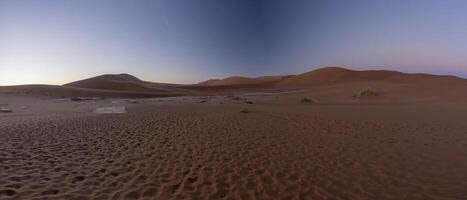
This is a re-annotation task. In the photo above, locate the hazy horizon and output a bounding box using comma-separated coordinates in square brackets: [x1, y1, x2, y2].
[2, 0, 467, 85]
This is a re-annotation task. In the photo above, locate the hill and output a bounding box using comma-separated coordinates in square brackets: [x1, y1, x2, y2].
[64, 74, 158, 91]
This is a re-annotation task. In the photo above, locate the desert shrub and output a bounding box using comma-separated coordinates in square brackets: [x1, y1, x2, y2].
[300, 98, 313, 103]
[355, 88, 379, 97]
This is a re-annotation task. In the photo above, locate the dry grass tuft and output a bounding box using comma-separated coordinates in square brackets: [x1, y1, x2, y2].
[355, 88, 379, 98]
[300, 98, 314, 103]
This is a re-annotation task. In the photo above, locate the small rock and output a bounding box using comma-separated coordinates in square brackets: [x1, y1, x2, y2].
[244, 101, 253, 104]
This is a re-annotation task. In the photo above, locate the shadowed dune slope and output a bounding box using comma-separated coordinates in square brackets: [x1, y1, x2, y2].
[0, 85, 179, 98]
[64, 74, 171, 92]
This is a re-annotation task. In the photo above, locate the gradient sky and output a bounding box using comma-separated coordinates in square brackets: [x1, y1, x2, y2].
[2, 0, 467, 85]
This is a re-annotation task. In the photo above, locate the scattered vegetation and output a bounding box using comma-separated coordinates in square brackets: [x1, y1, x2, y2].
[300, 98, 314, 103]
[355, 88, 379, 98]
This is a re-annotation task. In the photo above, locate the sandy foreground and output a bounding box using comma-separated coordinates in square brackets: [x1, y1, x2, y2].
[1, 89, 467, 200]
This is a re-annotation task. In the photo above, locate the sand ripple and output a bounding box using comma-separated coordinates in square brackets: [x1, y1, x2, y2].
[1, 105, 466, 199]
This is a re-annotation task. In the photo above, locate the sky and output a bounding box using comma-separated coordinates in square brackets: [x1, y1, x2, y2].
[2, 0, 467, 85]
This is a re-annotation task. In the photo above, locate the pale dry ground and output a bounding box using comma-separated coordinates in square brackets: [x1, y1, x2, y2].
[1, 90, 467, 200]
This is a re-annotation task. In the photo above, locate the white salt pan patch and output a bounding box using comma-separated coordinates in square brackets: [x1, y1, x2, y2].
[94, 106, 126, 114]
[0, 108, 12, 113]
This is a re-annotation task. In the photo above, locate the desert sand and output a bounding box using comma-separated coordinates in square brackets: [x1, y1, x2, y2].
[1, 67, 467, 200]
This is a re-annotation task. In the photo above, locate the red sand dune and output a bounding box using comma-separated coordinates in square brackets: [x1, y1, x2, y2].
[3, 67, 467, 99]
[64, 74, 170, 92]
[188, 67, 467, 101]
[195, 66, 467, 88]
[277, 66, 466, 86]
[2, 66, 467, 199]
[61, 67, 467, 92]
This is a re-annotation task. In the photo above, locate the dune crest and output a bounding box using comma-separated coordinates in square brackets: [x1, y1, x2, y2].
[64, 73, 157, 92]
[3, 66, 467, 99]
[196, 66, 467, 88]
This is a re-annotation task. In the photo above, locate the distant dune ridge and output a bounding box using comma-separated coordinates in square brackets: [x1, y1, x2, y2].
[61, 66, 467, 89]
[196, 66, 466, 87]
[1, 66, 466, 98]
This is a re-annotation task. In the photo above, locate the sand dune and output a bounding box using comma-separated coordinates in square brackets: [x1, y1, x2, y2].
[189, 67, 467, 102]
[3, 66, 467, 100]
[277, 66, 467, 86]
[64, 74, 171, 92]
[15, 66, 460, 97]
[195, 66, 467, 90]
[278, 67, 400, 85]
[2, 66, 467, 199]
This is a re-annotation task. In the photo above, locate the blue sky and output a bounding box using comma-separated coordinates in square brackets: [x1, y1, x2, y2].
[1, 0, 467, 85]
